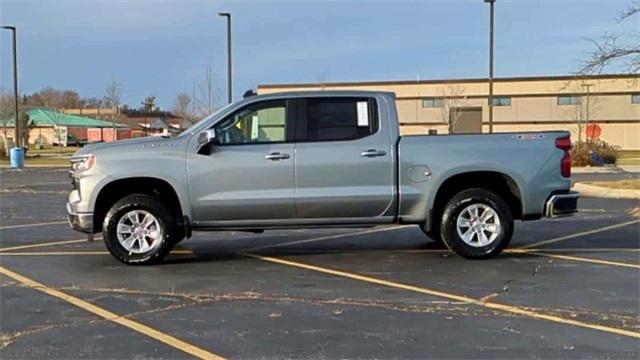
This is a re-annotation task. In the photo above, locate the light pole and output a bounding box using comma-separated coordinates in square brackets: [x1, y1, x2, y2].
[1, 25, 19, 147]
[484, 0, 495, 133]
[582, 83, 594, 142]
[218, 12, 232, 104]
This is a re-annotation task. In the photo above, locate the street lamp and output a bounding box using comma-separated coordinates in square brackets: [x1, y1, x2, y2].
[484, 0, 495, 133]
[218, 12, 232, 104]
[1, 25, 19, 147]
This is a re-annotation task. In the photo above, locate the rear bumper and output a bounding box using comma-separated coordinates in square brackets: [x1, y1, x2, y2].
[66, 202, 94, 234]
[544, 191, 579, 218]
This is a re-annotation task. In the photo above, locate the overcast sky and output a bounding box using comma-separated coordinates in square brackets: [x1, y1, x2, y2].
[0, 0, 636, 109]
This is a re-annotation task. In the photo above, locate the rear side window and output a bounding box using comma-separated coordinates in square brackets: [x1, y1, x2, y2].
[305, 98, 378, 142]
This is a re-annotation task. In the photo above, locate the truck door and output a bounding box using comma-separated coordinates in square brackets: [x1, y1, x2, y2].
[294, 97, 395, 219]
[187, 99, 296, 224]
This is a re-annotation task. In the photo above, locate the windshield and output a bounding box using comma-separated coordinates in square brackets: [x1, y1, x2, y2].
[178, 102, 235, 137]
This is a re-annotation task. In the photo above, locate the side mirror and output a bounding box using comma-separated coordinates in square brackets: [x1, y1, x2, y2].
[197, 129, 217, 146]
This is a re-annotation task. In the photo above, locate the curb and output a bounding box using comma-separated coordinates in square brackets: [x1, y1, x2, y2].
[573, 166, 640, 174]
[573, 182, 640, 200]
[0, 165, 68, 170]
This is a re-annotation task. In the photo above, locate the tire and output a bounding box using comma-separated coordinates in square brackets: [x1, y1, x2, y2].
[102, 194, 179, 265]
[440, 188, 513, 259]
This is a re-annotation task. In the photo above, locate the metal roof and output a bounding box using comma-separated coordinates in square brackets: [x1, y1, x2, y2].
[0, 108, 129, 128]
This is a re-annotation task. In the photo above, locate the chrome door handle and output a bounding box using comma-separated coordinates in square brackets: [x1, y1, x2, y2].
[360, 149, 387, 157]
[265, 152, 290, 160]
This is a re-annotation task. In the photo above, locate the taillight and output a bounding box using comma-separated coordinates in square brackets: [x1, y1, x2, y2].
[555, 136, 572, 178]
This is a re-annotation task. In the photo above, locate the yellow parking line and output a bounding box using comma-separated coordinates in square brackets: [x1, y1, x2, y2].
[0, 238, 92, 252]
[513, 250, 640, 269]
[0, 265, 225, 360]
[519, 219, 640, 249]
[0, 251, 109, 256]
[517, 248, 640, 253]
[0, 221, 69, 230]
[247, 253, 640, 339]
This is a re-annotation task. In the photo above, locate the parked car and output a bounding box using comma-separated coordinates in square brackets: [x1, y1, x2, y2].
[53, 133, 87, 147]
[67, 91, 578, 265]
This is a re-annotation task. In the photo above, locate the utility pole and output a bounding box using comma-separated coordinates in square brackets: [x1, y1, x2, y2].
[484, 0, 495, 133]
[218, 12, 232, 104]
[582, 83, 593, 125]
[1, 25, 20, 147]
[582, 83, 594, 142]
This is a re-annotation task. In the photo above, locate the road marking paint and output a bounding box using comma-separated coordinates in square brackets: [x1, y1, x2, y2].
[407, 248, 640, 254]
[0, 251, 109, 256]
[518, 219, 640, 249]
[0, 221, 68, 230]
[247, 225, 406, 251]
[0, 265, 225, 360]
[516, 248, 640, 253]
[511, 250, 640, 269]
[247, 253, 640, 339]
[0, 238, 94, 252]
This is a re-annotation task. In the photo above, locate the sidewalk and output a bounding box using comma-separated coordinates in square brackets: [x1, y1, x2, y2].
[573, 165, 640, 174]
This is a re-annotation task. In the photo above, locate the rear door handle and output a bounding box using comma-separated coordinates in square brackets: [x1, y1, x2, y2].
[361, 149, 387, 157]
[265, 152, 290, 161]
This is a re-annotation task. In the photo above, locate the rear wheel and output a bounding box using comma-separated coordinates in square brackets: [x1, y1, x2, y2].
[103, 194, 179, 265]
[440, 188, 513, 259]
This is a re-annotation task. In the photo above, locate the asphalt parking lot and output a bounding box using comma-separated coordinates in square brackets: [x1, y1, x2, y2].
[1, 168, 639, 359]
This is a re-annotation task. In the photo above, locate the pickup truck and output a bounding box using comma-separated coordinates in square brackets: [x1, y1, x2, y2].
[67, 91, 578, 265]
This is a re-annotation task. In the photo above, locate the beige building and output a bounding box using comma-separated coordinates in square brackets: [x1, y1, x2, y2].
[258, 74, 640, 149]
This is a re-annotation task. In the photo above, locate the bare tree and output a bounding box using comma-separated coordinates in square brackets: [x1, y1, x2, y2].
[48, 107, 69, 150]
[440, 84, 470, 134]
[560, 79, 603, 143]
[18, 112, 32, 148]
[25, 87, 81, 108]
[173, 92, 195, 121]
[82, 97, 103, 109]
[578, 0, 639, 75]
[141, 96, 157, 112]
[194, 62, 218, 117]
[0, 89, 14, 152]
[103, 79, 122, 141]
[317, 73, 328, 90]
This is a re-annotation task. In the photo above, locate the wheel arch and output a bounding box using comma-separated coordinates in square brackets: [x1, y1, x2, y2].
[427, 170, 523, 232]
[92, 177, 186, 233]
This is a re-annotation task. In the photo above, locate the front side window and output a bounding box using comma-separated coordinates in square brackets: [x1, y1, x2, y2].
[558, 95, 582, 105]
[214, 100, 286, 145]
[306, 98, 378, 142]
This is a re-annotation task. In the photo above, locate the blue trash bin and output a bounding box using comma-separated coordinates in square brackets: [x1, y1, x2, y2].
[10, 147, 24, 169]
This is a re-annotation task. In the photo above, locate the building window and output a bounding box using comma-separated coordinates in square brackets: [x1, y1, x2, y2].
[558, 95, 582, 105]
[632, 93, 640, 104]
[422, 98, 443, 108]
[490, 96, 511, 106]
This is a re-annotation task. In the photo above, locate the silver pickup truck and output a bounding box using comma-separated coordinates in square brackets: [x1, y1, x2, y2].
[67, 91, 578, 265]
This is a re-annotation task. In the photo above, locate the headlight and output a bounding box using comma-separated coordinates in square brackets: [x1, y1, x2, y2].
[70, 154, 96, 172]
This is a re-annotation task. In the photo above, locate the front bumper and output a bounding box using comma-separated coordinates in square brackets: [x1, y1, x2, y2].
[66, 202, 94, 234]
[544, 191, 579, 218]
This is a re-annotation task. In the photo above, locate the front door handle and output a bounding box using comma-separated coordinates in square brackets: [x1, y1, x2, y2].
[265, 152, 290, 161]
[361, 149, 387, 157]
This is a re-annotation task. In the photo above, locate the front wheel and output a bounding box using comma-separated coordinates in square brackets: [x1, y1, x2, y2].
[440, 188, 513, 259]
[103, 194, 178, 265]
